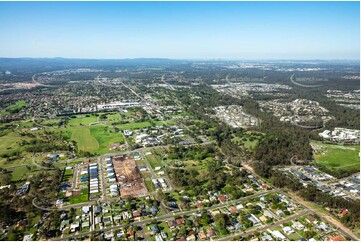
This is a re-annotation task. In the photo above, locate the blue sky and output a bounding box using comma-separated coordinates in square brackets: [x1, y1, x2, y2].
[0, 1, 359, 59]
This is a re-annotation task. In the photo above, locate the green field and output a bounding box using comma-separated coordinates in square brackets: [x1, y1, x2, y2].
[144, 179, 155, 192]
[68, 115, 99, 126]
[71, 127, 99, 152]
[1, 100, 27, 114]
[7, 165, 40, 181]
[89, 126, 124, 154]
[0, 131, 22, 152]
[145, 154, 161, 169]
[68, 193, 88, 204]
[69, 125, 125, 154]
[231, 136, 260, 150]
[312, 141, 360, 176]
[115, 120, 174, 131]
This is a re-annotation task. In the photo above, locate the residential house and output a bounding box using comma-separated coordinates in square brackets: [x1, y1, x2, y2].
[167, 220, 177, 229]
[151, 225, 159, 234]
[276, 210, 285, 217]
[271, 230, 286, 240]
[186, 234, 196, 241]
[283, 226, 295, 235]
[327, 235, 346, 241]
[247, 214, 261, 226]
[82, 206, 90, 214]
[305, 216, 317, 224]
[263, 209, 276, 218]
[207, 227, 216, 237]
[228, 206, 238, 214]
[316, 222, 330, 233]
[70, 222, 80, 232]
[198, 232, 207, 240]
[133, 210, 141, 218]
[292, 221, 305, 230]
[176, 218, 185, 226]
[339, 209, 348, 218]
[23, 234, 33, 241]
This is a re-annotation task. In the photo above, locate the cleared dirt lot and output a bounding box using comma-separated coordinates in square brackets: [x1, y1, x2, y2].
[113, 155, 148, 197]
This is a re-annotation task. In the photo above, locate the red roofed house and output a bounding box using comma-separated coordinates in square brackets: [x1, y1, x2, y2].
[176, 218, 185, 226]
[218, 195, 226, 202]
[327, 234, 346, 241]
[228, 206, 238, 214]
[339, 209, 348, 217]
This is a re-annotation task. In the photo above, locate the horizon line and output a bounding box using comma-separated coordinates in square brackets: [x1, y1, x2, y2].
[0, 56, 359, 62]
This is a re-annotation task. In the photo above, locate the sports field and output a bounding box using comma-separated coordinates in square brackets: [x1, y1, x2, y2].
[312, 141, 360, 175]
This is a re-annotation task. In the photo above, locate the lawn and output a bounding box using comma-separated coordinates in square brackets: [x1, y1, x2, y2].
[183, 159, 207, 169]
[144, 179, 155, 192]
[89, 126, 124, 154]
[145, 154, 161, 169]
[8, 165, 40, 181]
[63, 168, 74, 182]
[232, 137, 259, 150]
[0, 131, 23, 154]
[287, 231, 303, 241]
[68, 124, 125, 155]
[5, 100, 27, 114]
[312, 141, 360, 175]
[70, 127, 99, 152]
[243, 139, 259, 149]
[40, 119, 61, 126]
[68, 192, 88, 204]
[10, 166, 29, 181]
[115, 120, 174, 131]
[68, 115, 99, 126]
[134, 157, 146, 166]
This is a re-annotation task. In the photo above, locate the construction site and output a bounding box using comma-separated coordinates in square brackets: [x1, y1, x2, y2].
[112, 154, 148, 198]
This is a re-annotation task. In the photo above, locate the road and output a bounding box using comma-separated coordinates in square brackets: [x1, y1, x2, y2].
[53, 190, 270, 241]
[160, 74, 175, 90]
[119, 80, 144, 100]
[241, 162, 359, 241]
[139, 151, 157, 178]
[31, 73, 55, 87]
[288, 191, 359, 241]
[218, 209, 312, 241]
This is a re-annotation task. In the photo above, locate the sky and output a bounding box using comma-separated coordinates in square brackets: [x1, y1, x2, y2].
[0, 1, 359, 60]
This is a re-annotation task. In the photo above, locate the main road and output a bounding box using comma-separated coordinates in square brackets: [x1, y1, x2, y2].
[52, 191, 271, 241]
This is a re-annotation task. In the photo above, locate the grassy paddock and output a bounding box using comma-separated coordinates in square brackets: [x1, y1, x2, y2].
[312, 141, 360, 176]
[71, 127, 99, 152]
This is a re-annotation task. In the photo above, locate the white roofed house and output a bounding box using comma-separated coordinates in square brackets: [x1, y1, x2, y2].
[271, 230, 286, 241]
[247, 214, 261, 226]
[282, 226, 295, 235]
[292, 221, 305, 230]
